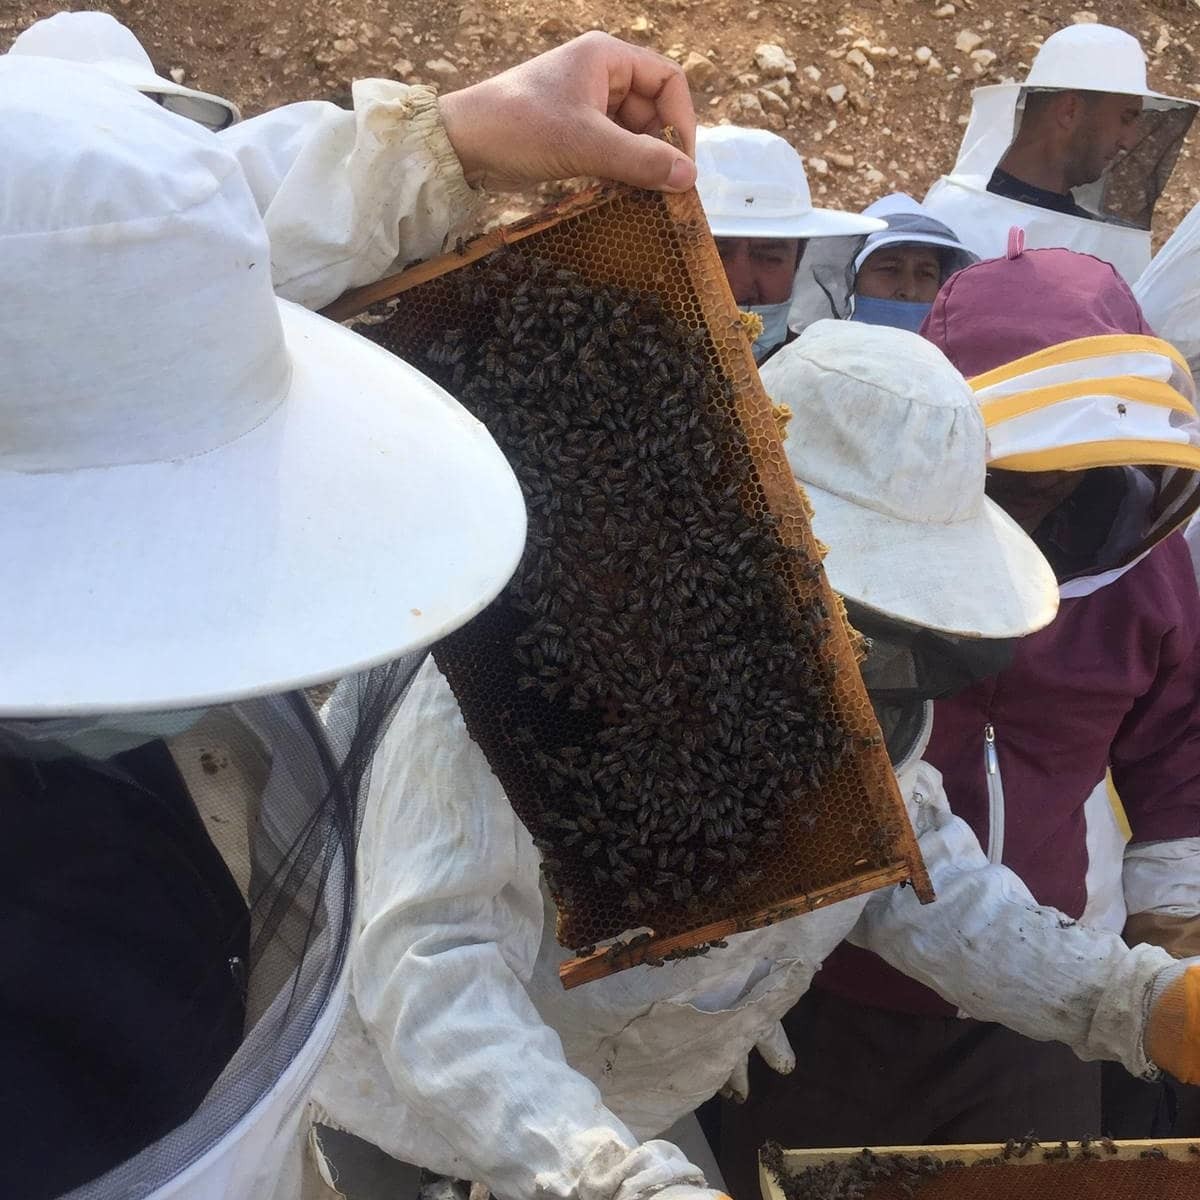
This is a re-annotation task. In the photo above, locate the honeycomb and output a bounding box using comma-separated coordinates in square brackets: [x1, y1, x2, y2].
[760, 1141, 1200, 1200]
[327, 183, 932, 985]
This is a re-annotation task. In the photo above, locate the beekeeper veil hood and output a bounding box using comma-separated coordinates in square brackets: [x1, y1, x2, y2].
[695, 125, 884, 358]
[790, 193, 978, 332]
[762, 322, 1056, 764]
[925, 239, 1200, 599]
[922, 23, 1197, 283]
[0, 56, 524, 1199]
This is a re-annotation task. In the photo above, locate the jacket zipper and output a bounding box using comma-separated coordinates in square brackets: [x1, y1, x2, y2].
[984, 722, 1005, 865]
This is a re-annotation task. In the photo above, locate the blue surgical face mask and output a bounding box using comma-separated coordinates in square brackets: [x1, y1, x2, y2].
[744, 302, 792, 363]
[850, 295, 933, 334]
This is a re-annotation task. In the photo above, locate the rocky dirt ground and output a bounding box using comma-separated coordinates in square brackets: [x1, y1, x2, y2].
[4, 0, 1200, 238]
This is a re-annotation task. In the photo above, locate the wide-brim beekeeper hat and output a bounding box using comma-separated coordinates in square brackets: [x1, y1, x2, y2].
[924, 242, 1200, 596]
[948, 24, 1197, 182]
[762, 321, 1058, 638]
[0, 54, 526, 716]
[9, 10, 241, 130]
[696, 124, 886, 240]
[1024, 22, 1191, 105]
[852, 193, 978, 278]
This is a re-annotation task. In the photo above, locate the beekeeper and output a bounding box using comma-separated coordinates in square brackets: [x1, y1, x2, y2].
[1100, 217, 1200, 1135]
[787, 193, 974, 336]
[786, 193, 977, 334]
[694, 124, 883, 361]
[782, 242, 1200, 1156]
[846, 194, 978, 331]
[9, 11, 699, 311]
[308, 319, 1200, 1200]
[0, 23, 702, 1199]
[923, 23, 1196, 282]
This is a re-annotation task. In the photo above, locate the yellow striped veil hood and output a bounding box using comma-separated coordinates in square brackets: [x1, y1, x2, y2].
[924, 242, 1200, 598]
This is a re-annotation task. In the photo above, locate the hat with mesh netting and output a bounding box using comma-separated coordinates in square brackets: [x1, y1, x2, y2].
[762, 320, 1059, 639]
[0, 55, 526, 716]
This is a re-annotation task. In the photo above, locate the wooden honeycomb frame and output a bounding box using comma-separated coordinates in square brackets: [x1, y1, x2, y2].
[760, 1139, 1200, 1200]
[326, 182, 933, 988]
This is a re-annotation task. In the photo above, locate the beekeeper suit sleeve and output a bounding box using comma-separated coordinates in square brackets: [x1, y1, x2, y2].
[1136, 200, 1200, 394]
[1108, 566, 1200, 960]
[1123, 838, 1200, 958]
[850, 760, 1176, 1079]
[219, 80, 478, 309]
[347, 659, 709, 1200]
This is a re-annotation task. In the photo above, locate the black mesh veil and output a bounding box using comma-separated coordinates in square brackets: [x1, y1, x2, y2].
[1010, 91, 1197, 231]
[1, 652, 431, 1199]
[846, 600, 1013, 765]
[788, 234, 859, 332]
[1093, 103, 1194, 228]
[847, 601, 1014, 704]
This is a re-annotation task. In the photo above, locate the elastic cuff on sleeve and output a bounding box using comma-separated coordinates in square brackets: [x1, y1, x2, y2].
[409, 84, 481, 215]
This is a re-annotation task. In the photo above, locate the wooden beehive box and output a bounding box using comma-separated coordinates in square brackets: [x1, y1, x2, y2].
[759, 1138, 1200, 1200]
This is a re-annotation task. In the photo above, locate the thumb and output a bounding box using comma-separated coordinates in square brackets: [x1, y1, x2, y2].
[755, 1021, 796, 1076]
[578, 113, 696, 192]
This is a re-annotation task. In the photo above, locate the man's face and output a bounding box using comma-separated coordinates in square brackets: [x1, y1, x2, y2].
[855, 245, 943, 304]
[1065, 92, 1144, 188]
[715, 237, 804, 305]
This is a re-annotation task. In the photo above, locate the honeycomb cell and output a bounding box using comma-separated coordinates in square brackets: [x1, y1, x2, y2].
[342, 184, 931, 976]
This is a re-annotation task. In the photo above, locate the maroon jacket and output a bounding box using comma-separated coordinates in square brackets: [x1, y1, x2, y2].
[818, 533, 1200, 1017]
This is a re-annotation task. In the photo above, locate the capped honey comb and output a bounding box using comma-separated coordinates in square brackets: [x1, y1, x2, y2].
[326, 182, 933, 987]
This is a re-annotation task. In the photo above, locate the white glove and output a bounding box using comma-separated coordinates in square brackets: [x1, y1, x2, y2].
[718, 1021, 795, 1103]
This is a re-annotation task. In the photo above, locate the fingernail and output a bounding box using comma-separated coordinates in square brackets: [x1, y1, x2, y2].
[666, 156, 694, 191]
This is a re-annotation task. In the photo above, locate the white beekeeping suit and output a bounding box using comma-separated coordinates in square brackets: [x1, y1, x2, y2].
[309, 322, 1200, 1200]
[923, 24, 1195, 283]
[8, 11, 479, 309]
[1136, 202, 1200, 585]
[1136, 201, 1200, 393]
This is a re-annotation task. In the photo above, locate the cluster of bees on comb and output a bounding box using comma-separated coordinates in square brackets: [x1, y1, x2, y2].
[762, 1139, 1186, 1200]
[423, 249, 847, 943]
[762, 1144, 958, 1200]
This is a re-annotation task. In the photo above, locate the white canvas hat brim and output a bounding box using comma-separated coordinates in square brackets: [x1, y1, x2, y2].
[709, 209, 886, 240]
[133, 77, 241, 129]
[89, 59, 241, 128]
[1016, 82, 1197, 110]
[805, 479, 1059, 639]
[0, 301, 526, 716]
